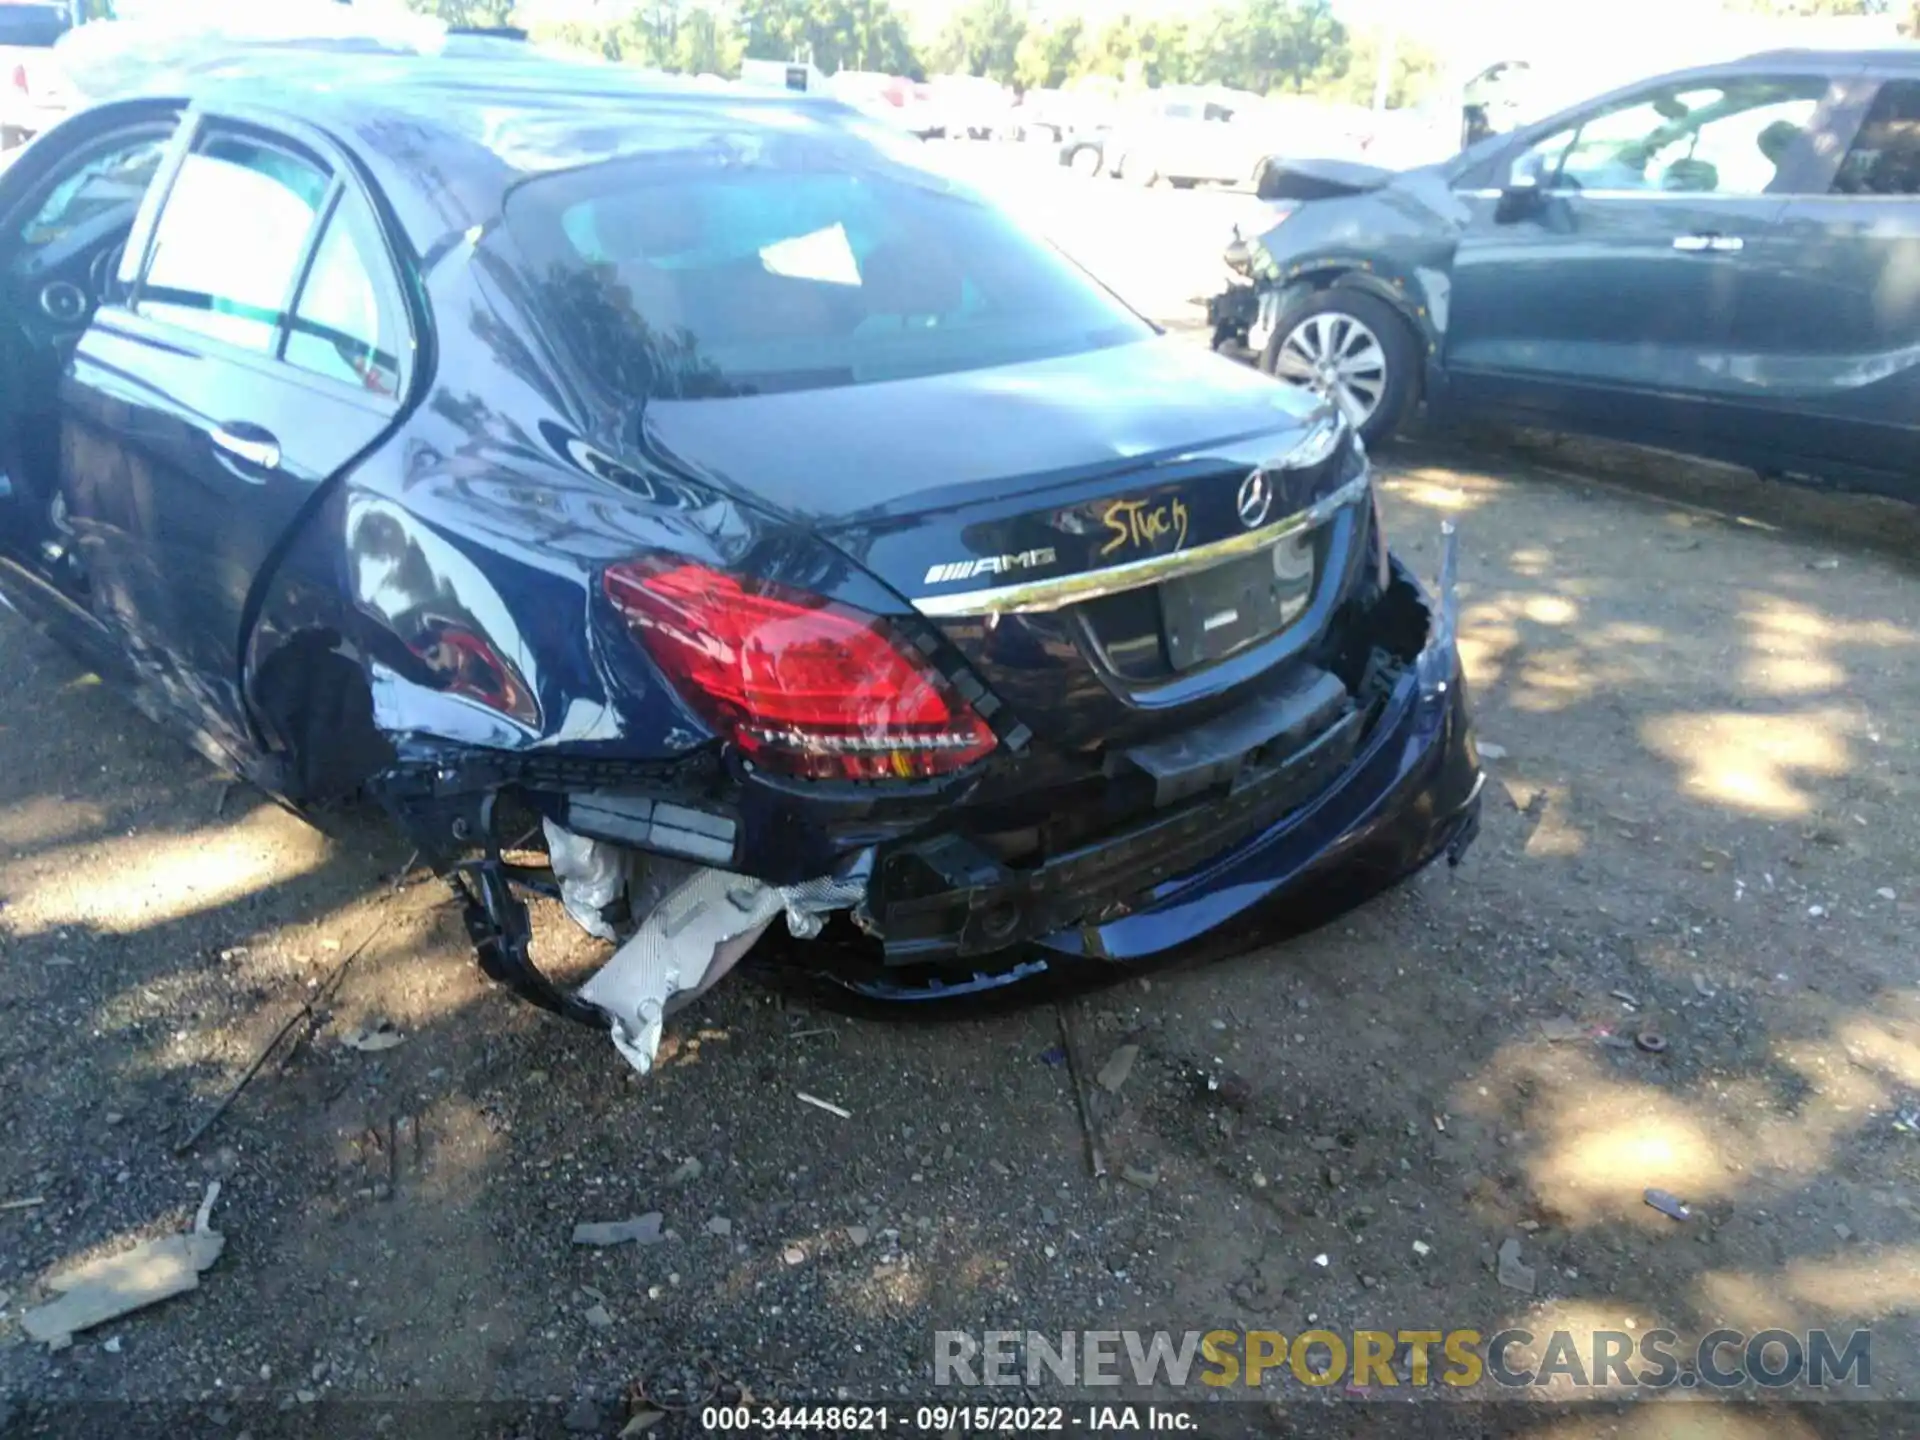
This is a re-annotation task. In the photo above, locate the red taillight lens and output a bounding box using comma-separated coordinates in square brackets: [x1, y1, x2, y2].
[9, 65, 27, 95]
[603, 559, 998, 782]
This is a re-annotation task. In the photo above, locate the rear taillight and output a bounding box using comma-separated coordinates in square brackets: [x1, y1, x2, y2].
[603, 559, 998, 782]
[9, 65, 28, 95]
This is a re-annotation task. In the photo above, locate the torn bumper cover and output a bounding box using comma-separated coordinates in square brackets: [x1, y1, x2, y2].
[379, 522, 1479, 1070]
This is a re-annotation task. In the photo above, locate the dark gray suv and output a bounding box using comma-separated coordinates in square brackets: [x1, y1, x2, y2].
[1209, 48, 1920, 500]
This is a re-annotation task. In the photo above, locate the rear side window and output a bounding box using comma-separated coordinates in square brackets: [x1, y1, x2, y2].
[503, 142, 1152, 399]
[284, 203, 403, 396]
[1834, 80, 1920, 195]
[139, 132, 329, 352]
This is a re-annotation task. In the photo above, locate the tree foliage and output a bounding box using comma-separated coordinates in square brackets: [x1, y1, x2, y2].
[404, 0, 519, 27]
[409, 0, 1440, 106]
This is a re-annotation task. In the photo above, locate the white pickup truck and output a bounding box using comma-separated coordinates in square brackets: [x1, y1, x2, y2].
[0, 2, 74, 151]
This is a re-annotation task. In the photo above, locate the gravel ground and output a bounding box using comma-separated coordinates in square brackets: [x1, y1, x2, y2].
[3, 159, 1920, 1440]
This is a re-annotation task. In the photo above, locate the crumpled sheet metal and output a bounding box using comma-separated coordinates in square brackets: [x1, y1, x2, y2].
[575, 861, 867, 1075]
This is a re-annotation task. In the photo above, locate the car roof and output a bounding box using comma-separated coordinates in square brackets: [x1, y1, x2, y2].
[108, 48, 878, 253]
[1738, 44, 1920, 69]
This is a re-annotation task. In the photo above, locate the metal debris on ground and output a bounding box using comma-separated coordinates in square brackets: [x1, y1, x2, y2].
[1312, 1253, 1329, 1268]
[1878, 888, 1898, 901]
[703, 1217, 732, 1238]
[667, 1157, 704, 1185]
[1539, 1016, 1585, 1043]
[1692, 973, 1716, 998]
[621, 1411, 667, 1436]
[1610, 989, 1640, 1008]
[1, 1196, 46, 1211]
[1412, 1240, 1431, 1257]
[342, 1020, 405, 1052]
[1495, 1237, 1536, 1294]
[1635, 1031, 1668, 1054]
[1095, 1042, 1139, 1095]
[583, 1303, 614, 1329]
[22, 1182, 224, 1347]
[175, 906, 396, 1155]
[1055, 1003, 1108, 1180]
[795, 1092, 850, 1119]
[1120, 1164, 1159, 1191]
[1893, 1107, 1920, 1134]
[571, 1214, 665, 1247]
[1475, 742, 1508, 760]
[1643, 1189, 1692, 1222]
[1037, 1045, 1066, 1067]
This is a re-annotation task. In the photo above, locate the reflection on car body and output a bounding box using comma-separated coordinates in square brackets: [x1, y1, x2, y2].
[0, 45, 1482, 1074]
[1210, 47, 1920, 501]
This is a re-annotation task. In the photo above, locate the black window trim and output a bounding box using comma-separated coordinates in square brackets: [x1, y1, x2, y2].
[277, 185, 410, 399]
[127, 117, 335, 361]
[122, 109, 414, 405]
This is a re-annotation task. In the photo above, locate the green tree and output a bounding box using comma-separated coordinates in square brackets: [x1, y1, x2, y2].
[1305, 27, 1439, 108]
[1228, 0, 1347, 94]
[1082, 13, 1195, 88]
[403, 0, 519, 26]
[1013, 17, 1082, 91]
[931, 0, 1027, 81]
[739, 0, 919, 73]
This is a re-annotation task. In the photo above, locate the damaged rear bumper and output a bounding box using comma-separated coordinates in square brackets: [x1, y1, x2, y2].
[378, 525, 1480, 1066]
[813, 538, 1481, 1002]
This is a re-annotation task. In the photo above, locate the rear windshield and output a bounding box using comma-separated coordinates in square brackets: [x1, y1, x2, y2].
[501, 140, 1153, 399]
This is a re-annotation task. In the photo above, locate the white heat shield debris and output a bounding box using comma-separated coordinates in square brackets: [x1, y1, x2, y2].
[543, 817, 625, 940]
[577, 864, 867, 1075]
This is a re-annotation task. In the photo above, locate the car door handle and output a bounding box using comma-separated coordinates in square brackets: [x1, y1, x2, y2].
[211, 424, 281, 472]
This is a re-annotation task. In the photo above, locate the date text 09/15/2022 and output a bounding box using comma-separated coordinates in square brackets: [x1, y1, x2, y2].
[698, 1404, 1192, 1431]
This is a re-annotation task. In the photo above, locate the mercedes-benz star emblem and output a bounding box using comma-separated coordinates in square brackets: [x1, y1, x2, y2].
[1236, 469, 1273, 530]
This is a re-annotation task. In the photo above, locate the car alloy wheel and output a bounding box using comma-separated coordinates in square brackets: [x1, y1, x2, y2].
[1269, 310, 1389, 429]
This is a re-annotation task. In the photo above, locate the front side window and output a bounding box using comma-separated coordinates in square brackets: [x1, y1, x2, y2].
[1520, 76, 1828, 196]
[1833, 80, 1920, 195]
[284, 204, 403, 396]
[503, 138, 1152, 400]
[139, 131, 329, 352]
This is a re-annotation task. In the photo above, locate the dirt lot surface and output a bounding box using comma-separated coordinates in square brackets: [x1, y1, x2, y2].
[4, 162, 1920, 1439]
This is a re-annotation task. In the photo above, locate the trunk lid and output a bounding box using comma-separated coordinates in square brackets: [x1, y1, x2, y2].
[642, 337, 1374, 750]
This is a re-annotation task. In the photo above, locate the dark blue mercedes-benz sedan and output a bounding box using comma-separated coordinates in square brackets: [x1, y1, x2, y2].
[0, 46, 1480, 1071]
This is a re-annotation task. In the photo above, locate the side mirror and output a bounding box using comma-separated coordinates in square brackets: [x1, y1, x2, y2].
[1495, 151, 1547, 222]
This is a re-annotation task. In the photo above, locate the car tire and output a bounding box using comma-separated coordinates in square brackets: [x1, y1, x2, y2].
[1169, 176, 1198, 189]
[1120, 150, 1157, 187]
[1066, 144, 1103, 177]
[1261, 288, 1420, 447]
